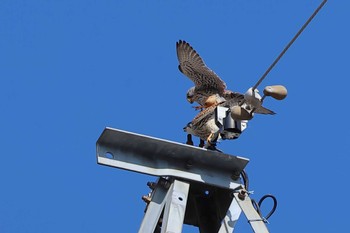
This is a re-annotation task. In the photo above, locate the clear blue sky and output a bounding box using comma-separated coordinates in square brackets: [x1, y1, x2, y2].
[1, 1, 349, 232]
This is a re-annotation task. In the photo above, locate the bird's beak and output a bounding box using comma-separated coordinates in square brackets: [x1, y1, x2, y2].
[183, 122, 192, 132]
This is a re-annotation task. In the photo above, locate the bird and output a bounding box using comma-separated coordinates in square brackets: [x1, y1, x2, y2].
[183, 102, 221, 149]
[183, 94, 244, 149]
[176, 40, 275, 114]
[178, 40, 276, 149]
[176, 40, 229, 108]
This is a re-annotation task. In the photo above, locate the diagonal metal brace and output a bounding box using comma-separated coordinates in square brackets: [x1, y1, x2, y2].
[233, 192, 269, 233]
[139, 178, 190, 233]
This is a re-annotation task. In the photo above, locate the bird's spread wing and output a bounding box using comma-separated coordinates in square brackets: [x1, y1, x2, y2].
[176, 40, 226, 95]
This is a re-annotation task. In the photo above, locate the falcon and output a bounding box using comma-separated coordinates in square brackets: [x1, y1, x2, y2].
[184, 101, 222, 149]
[183, 94, 244, 149]
[184, 90, 278, 149]
[176, 40, 229, 108]
[177, 40, 275, 114]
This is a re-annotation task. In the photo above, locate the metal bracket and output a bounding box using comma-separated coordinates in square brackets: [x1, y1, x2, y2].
[96, 127, 249, 189]
[96, 127, 270, 233]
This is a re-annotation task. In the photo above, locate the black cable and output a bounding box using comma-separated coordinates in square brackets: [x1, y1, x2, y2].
[240, 169, 249, 191]
[240, 169, 277, 221]
[251, 199, 262, 217]
[258, 194, 277, 221]
[251, 194, 278, 222]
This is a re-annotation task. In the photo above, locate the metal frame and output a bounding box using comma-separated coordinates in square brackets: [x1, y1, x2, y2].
[96, 127, 270, 233]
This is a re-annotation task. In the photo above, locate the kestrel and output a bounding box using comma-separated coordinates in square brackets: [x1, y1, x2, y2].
[179, 40, 277, 148]
[184, 103, 221, 148]
[183, 94, 244, 148]
[176, 40, 275, 114]
[176, 40, 228, 107]
[184, 92, 276, 148]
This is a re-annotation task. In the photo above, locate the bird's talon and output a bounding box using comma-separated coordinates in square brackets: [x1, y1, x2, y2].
[207, 133, 216, 145]
[206, 141, 216, 147]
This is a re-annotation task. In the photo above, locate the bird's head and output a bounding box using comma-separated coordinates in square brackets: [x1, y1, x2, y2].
[186, 87, 195, 104]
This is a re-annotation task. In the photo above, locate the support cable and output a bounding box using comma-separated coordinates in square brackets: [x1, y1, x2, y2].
[252, 0, 328, 91]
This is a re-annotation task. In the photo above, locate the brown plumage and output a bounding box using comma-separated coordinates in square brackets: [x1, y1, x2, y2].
[176, 40, 227, 106]
[176, 40, 275, 115]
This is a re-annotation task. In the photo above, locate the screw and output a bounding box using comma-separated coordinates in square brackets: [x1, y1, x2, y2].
[238, 190, 246, 200]
[186, 159, 193, 169]
[142, 195, 151, 204]
[147, 182, 156, 190]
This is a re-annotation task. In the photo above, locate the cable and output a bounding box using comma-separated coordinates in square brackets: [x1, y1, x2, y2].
[251, 199, 262, 216]
[240, 171, 277, 221]
[240, 169, 249, 191]
[251, 194, 278, 222]
[258, 194, 277, 220]
[252, 0, 328, 91]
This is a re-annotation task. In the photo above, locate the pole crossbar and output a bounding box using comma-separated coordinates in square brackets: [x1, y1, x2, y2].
[96, 127, 271, 233]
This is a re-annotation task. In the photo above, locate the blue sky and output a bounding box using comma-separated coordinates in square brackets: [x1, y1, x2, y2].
[1, 0, 349, 232]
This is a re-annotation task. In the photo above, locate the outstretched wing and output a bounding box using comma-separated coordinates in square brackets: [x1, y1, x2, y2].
[176, 40, 226, 95]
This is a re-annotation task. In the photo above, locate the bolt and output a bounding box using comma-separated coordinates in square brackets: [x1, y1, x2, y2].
[186, 159, 193, 169]
[238, 190, 246, 200]
[147, 182, 156, 190]
[142, 195, 151, 204]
